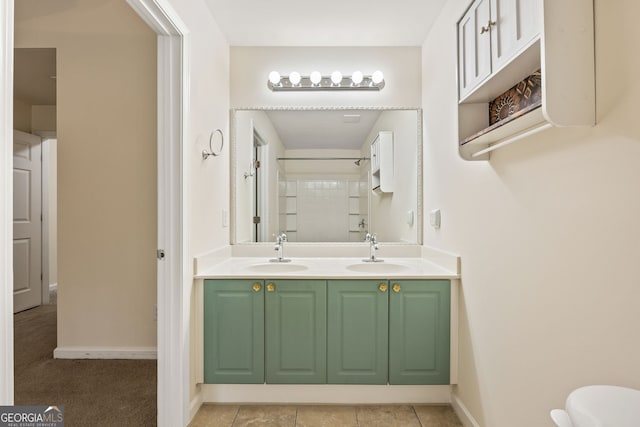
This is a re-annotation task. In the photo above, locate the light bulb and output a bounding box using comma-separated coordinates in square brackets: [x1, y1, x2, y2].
[351, 71, 364, 85]
[372, 70, 384, 85]
[331, 71, 343, 85]
[289, 71, 301, 86]
[269, 71, 281, 85]
[310, 71, 322, 85]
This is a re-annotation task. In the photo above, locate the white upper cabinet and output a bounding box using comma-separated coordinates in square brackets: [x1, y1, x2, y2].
[370, 131, 393, 193]
[456, 0, 595, 161]
[458, 0, 541, 101]
[490, 0, 541, 71]
[458, 0, 492, 100]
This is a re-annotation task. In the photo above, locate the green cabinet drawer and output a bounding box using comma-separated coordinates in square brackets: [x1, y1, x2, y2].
[327, 280, 389, 384]
[204, 279, 264, 384]
[389, 280, 450, 385]
[265, 280, 327, 384]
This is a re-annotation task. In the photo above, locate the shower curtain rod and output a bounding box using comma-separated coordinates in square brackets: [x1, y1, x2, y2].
[276, 157, 370, 161]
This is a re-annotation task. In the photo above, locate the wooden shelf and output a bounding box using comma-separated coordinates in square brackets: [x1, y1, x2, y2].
[461, 102, 542, 145]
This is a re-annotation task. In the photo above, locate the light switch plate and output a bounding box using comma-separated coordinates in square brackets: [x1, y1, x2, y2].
[406, 210, 414, 226]
[222, 209, 229, 228]
[429, 209, 441, 229]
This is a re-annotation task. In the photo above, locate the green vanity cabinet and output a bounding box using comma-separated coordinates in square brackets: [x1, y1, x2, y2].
[203, 277, 451, 386]
[389, 280, 450, 385]
[265, 280, 327, 384]
[203, 279, 265, 384]
[327, 280, 389, 384]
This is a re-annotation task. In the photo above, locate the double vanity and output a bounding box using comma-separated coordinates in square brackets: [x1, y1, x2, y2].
[194, 244, 460, 404]
[193, 106, 459, 403]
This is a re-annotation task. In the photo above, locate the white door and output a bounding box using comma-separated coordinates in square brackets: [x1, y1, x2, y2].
[13, 130, 42, 313]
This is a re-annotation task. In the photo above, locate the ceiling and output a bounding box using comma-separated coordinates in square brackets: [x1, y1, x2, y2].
[14, 48, 56, 106]
[266, 110, 382, 150]
[204, 0, 448, 46]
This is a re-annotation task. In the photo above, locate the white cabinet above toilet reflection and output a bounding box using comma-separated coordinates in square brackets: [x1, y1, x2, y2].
[371, 131, 393, 194]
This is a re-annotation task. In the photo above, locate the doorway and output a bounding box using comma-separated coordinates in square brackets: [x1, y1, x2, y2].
[12, 47, 57, 313]
[1, 1, 188, 425]
[252, 130, 268, 242]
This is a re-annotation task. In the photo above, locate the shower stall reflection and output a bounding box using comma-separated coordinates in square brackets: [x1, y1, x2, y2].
[277, 157, 370, 242]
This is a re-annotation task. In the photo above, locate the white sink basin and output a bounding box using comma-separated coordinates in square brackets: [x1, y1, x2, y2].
[245, 263, 309, 273]
[346, 262, 410, 274]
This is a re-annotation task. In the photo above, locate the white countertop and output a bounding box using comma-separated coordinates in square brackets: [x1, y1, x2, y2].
[194, 256, 458, 280]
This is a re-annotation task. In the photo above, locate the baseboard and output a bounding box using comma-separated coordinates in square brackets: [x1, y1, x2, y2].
[189, 392, 203, 423]
[49, 283, 57, 291]
[201, 384, 452, 404]
[53, 346, 157, 360]
[451, 394, 481, 427]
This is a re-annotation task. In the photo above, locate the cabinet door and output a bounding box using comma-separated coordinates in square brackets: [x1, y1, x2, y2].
[389, 280, 450, 385]
[327, 280, 389, 384]
[458, 0, 492, 99]
[204, 280, 264, 384]
[265, 280, 326, 384]
[490, 0, 541, 71]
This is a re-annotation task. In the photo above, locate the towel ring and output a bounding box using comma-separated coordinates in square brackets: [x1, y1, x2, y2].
[202, 129, 224, 159]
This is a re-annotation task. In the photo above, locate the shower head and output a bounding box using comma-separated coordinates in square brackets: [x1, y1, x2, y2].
[354, 157, 369, 166]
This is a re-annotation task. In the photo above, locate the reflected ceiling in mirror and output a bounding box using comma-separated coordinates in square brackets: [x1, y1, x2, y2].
[266, 110, 383, 149]
[231, 107, 422, 245]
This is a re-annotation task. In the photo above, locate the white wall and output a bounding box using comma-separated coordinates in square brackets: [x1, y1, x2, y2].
[229, 47, 421, 244]
[422, 1, 640, 426]
[365, 110, 419, 243]
[230, 47, 421, 108]
[159, 0, 230, 406]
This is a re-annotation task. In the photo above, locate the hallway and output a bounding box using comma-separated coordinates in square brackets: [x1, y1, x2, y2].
[14, 304, 157, 426]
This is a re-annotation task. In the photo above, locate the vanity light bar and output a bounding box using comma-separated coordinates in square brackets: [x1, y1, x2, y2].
[267, 71, 385, 91]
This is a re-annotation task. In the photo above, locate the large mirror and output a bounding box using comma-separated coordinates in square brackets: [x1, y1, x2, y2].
[231, 108, 422, 244]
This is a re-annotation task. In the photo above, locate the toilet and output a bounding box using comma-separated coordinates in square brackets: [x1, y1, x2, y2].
[550, 385, 640, 427]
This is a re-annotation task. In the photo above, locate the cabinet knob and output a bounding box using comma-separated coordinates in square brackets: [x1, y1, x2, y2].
[480, 20, 496, 34]
[267, 283, 275, 292]
[392, 283, 401, 293]
[252, 283, 261, 292]
[379, 283, 388, 292]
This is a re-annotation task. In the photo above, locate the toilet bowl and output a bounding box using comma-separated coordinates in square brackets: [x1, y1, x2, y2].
[550, 385, 640, 427]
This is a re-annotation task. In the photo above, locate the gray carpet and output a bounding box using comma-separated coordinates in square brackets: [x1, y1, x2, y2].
[14, 304, 157, 426]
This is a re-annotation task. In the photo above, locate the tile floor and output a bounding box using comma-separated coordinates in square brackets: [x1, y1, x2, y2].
[189, 404, 463, 427]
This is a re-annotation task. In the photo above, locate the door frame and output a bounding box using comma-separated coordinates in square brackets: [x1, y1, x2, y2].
[251, 126, 269, 242]
[0, 0, 15, 406]
[126, 1, 190, 425]
[1, 1, 192, 426]
[252, 129, 266, 242]
[38, 131, 57, 305]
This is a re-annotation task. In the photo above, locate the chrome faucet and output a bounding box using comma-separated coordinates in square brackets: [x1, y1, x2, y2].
[271, 232, 291, 263]
[364, 233, 383, 263]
